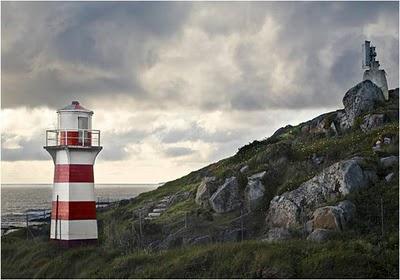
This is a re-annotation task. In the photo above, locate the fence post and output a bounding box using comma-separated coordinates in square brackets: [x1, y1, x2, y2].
[138, 211, 143, 248]
[55, 195, 59, 239]
[240, 208, 244, 242]
[380, 197, 384, 240]
[184, 212, 188, 229]
[26, 214, 29, 240]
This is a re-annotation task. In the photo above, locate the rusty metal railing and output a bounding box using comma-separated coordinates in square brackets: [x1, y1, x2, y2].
[45, 129, 100, 147]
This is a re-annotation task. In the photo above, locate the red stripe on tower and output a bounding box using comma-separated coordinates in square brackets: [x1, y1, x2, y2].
[51, 201, 96, 220]
[54, 164, 94, 183]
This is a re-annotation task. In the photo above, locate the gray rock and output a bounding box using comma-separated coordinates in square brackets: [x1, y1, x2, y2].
[343, 80, 385, 126]
[159, 234, 183, 250]
[380, 156, 399, 169]
[266, 159, 371, 229]
[263, 227, 292, 242]
[244, 171, 266, 211]
[221, 228, 242, 242]
[360, 114, 386, 132]
[383, 137, 391, 145]
[312, 153, 324, 165]
[337, 200, 356, 223]
[209, 177, 241, 213]
[307, 229, 333, 242]
[190, 235, 212, 245]
[305, 220, 314, 234]
[335, 110, 351, 132]
[240, 165, 249, 173]
[195, 177, 217, 208]
[385, 172, 395, 182]
[170, 191, 192, 205]
[266, 196, 301, 228]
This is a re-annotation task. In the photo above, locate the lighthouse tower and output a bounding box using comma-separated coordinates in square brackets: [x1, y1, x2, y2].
[44, 101, 102, 246]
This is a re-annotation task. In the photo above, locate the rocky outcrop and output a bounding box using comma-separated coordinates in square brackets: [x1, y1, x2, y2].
[360, 114, 386, 132]
[195, 177, 218, 208]
[209, 177, 241, 213]
[266, 158, 372, 229]
[263, 227, 292, 242]
[307, 200, 356, 232]
[380, 156, 398, 169]
[244, 171, 266, 211]
[343, 80, 385, 126]
[240, 165, 249, 173]
[307, 229, 333, 242]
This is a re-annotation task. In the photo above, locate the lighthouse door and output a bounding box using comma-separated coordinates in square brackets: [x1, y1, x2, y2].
[78, 117, 89, 146]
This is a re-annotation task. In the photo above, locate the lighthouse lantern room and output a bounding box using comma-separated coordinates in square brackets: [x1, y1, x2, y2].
[44, 101, 102, 247]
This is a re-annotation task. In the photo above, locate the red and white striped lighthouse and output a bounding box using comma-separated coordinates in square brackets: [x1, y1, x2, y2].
[44, 101, 102, 246]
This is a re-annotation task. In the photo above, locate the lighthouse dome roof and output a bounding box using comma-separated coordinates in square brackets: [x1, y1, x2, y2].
[57, 101, 93, 114]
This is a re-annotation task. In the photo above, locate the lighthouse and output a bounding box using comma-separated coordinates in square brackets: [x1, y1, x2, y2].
[44, 101, 102, 246]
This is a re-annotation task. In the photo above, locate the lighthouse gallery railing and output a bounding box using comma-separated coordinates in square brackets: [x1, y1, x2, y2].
[45, 129, 101, 147]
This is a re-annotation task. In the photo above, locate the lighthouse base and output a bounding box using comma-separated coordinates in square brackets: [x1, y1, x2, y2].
[50, 238, 98, 248]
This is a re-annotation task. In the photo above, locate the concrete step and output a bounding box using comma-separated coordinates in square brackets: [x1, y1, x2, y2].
[153, 208, 166, 213]
[148, 212, 161, 218]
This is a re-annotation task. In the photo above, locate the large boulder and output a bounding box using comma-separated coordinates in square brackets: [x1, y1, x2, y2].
[308, 200, 356, 232]
[209, 177, 241, 213]
[266, 158, 371, 229]
[342, 80, 385, 126]
[195, 177, 218, 208]
[380, 156, 399, 169]
[307, 229, 333, 242]
[263, 227, 292, 242]
[360, 114, 386, 132]
[244, 171, 266, 211]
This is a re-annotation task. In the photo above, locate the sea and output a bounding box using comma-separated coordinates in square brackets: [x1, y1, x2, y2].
[1, 184, 159, 229]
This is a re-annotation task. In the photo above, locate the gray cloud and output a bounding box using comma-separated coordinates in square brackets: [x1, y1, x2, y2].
[1, 135, 49, 161]
[2, 2, 398, 111]
[1, 2, 398, 167]
[163, 147, 195, 158]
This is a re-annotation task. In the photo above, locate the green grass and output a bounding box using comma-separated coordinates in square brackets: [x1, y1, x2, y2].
[2, 236, 398, 279]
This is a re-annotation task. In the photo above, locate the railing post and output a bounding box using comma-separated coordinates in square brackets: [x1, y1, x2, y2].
[55, 195, 59, 239]
[82, 129, 85, 147]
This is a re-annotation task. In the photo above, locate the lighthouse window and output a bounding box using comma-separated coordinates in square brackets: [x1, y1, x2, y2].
[78, 117, 88, 129]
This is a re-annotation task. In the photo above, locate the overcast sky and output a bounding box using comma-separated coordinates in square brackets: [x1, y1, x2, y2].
[1, 1, 399, 184]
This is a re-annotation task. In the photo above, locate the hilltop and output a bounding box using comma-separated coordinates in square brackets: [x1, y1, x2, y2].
[2, 80, 399, 278]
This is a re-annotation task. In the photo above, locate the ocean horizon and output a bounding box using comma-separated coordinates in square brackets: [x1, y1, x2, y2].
[1, 184, 160, 228]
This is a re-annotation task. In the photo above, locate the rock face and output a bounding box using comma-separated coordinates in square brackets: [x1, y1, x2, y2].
[360, 114, 386, 132]
[263, 227, 291, 242]
[195, 177, 218, 208]
[342, 80, 385, 126]
[209, 177, 241, 213]
[266, 158, 371, 229]
[244, 171, 266, 211]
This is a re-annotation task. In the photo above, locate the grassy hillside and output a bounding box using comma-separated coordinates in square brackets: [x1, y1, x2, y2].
[2, 89, 399, 278]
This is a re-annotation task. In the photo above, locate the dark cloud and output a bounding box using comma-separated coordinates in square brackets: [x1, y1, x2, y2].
[163, 147, 195, 158]
[1, 135, 49, 161]
[2, 1, 398, 110]
[2, 1, 191, 108]
[1, 2, 398, 167]
[157, 122, 239, 144]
